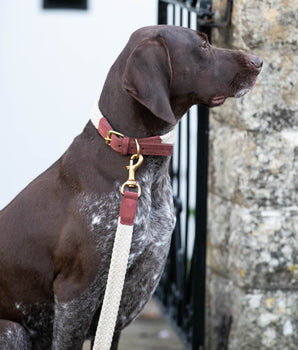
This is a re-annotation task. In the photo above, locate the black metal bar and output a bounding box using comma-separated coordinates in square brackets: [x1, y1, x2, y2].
[184, 9, 191, 288]
[173, 3, 176, 24]
[158, 0, 168, 24]
[173, 196, 184, 327]
[191, 19, 211, 350]
[43, 0, 87, 10]
[184, 112, 190, 284]
[197, 0, 233, 28]
[187, 6, 191, 27]
[180, 7, 183, 26]
[183, 12, 192, 337]
[192, 107, 209, 350]
[176, 119, 181, 198]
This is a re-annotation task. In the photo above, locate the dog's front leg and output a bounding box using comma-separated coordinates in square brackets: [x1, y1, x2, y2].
[110, 330, 121, 350]
[52, 295, 97, 350]
[0, 320, 32, 350]
[52, 217, 103, 349]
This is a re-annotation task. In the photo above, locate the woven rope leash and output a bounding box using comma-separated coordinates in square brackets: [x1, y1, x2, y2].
[92, 148, 143, 350]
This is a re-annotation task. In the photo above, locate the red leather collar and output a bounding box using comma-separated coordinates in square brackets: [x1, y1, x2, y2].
[96, 117, 174, 156]
[90, 104, 175, 156]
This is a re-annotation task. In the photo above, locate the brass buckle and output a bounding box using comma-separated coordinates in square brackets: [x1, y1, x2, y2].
[105, 130, 124, 145]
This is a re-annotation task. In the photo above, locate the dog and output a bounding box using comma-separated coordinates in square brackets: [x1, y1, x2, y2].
[0, 25, 262, 350]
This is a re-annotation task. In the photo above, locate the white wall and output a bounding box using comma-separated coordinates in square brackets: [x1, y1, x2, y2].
[0, 0, 156, 209]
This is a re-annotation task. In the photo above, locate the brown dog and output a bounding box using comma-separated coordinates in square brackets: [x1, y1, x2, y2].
[0, 25, 262, 350]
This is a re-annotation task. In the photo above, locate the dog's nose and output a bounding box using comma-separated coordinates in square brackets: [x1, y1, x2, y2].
[250, 55, 263, 71]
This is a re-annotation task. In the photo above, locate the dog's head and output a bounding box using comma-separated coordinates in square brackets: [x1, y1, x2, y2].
[122, 25, 262, 125]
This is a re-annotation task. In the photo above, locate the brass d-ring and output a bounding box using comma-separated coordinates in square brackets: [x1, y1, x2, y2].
[121, 182, 142, 198]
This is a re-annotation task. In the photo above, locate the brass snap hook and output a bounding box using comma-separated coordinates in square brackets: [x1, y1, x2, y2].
[120, 140, 144, 198]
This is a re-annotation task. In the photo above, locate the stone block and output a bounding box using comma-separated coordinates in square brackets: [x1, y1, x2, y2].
[207, 194, 298, 289]
[213, 0, 298, 51]
[209, 119, 298, 207]
[207, 194, 232, 277]
[228, 203, 298, 290]
[206, 273, 298, 350]
[230, 0, 298, 51]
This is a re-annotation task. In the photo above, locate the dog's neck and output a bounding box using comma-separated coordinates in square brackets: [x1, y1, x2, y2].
[98, 63, 178, 139]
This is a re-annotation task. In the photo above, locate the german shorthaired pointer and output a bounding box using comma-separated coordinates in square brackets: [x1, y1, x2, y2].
[0, 25, 262, 350]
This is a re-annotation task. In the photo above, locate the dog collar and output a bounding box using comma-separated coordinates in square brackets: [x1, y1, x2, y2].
[90, 104, 175, 156]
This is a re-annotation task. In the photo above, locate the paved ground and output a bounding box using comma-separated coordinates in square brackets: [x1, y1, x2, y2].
[83, 300, 186, 350]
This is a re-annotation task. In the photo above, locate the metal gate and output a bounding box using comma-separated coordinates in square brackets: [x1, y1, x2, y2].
[155, 1, 214, 349]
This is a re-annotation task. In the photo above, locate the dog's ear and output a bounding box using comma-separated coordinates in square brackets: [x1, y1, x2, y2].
[122, 36, 176, 125]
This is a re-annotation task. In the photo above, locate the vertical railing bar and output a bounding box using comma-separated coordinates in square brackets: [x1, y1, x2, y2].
[188, 8, 191, 28]
[192, 106, 209, 350]
[176, 127, 182, 198]
[184, 8, 192, 302]
[176, 7, 184, 330]
[182, 110, 190, 337]
[173, 3, 181, 198]
[158, 0, 168, 25]
[173, 3, 176, 24]
[191, 18, 211, 350]
[180, 6, 183, 26]
[184, 111, 190, 283]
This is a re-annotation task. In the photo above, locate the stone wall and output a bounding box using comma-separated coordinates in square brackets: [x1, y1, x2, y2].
[206, 0, 298, 349]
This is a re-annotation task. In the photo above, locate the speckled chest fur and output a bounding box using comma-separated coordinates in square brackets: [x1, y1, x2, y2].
[78, 156, 176, 331]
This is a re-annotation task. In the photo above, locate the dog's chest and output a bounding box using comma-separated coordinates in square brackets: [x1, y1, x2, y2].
[79, 157, 176, 328]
